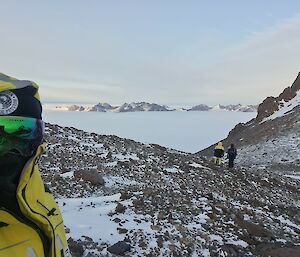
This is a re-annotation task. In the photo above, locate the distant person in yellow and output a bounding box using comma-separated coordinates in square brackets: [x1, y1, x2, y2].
[0, 73, 70, 257]
[213, 142, 225, 165]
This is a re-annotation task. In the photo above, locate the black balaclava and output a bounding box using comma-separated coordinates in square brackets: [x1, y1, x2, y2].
[0, 81, 43, 213]
[0, 154, 28, 213]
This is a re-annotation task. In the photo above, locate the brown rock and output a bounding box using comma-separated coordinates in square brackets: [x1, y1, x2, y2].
[74, 169, 105, 186]
[67, 238, 84, 257]
[115, 203, 127, 213]
[151, 225, 162, 231]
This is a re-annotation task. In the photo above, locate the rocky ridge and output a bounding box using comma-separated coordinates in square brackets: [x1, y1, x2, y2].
[40, 123, 300, 257]
[256, 72, 300, 121]
[199, 73, 300, 170]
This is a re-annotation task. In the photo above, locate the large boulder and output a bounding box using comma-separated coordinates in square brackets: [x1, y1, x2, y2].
[107, 241, 131, 256]
[74, 169, 105, 186]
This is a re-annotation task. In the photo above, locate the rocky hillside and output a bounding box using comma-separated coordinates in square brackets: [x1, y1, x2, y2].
[40, 123, 300, 257]
[199, 73, 300, 170]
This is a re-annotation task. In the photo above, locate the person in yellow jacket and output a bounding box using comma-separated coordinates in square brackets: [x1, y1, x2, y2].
[0, 73, 71, 257]
[213, 141, 225, 166]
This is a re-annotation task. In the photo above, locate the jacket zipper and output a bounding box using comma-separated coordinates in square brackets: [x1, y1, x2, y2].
[18, 150, 62, 257]
[22, 186, 58, 257]
[20, 157, 58, 257]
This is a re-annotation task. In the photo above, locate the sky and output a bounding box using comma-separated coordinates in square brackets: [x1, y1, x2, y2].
[1, 0, 300, 106]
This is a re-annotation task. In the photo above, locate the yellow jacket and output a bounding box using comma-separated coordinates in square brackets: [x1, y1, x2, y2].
[0, 145, 70, 257]
[214, 142, 224, 151]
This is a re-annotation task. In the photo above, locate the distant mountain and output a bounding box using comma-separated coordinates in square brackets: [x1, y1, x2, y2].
[219, 104, 258, 112]
[187, 104, 257, 112]
[63, 102, 257, 113]
[187, 104, 212, 111]
[113, 102, 174, 112]
[86, 103, 115, 112]
[67, 105, 85, 112]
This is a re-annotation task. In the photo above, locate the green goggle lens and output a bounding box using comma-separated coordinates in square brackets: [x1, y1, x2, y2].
[0, 116, 44, 156]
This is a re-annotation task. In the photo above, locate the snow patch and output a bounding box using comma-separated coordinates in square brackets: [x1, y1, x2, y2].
[264, 91, 300, 122]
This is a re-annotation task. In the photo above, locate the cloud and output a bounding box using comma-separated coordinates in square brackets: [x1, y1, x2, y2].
[100, 15, 300, 105]
[195, 15, 300, 104]
[37, 77, 124, 103]
[1, 7, 300, 105]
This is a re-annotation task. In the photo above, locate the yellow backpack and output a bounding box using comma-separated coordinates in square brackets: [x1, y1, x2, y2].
[0, 145, 71, 257]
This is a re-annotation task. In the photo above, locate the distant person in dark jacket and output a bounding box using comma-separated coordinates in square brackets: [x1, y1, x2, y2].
[227, 144, 237, 168]
[214, 142, 224, 165]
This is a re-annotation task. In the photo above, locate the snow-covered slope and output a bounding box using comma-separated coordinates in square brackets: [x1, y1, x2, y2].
[264, 90, 300, 121]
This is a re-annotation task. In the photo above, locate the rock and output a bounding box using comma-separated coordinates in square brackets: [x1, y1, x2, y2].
[175, 225, 187, 233]
[132, 198, 144, 208]
[107, 241, 131, 256]
[106, 151, 112, 160]
[85, 253, 97, 257]
[115, 203, 127, 213]
[81, 236, 93, 242]
[113, 217, 122, 223]
[117, 228, 128, 234]
[74, 169, 105, 186]
[150, 225, 161, 231]
[219, 244, 240, 257]
[157, 236, 164, 248]
[67, 238, 84, 257]
[157, 211, 166, 220]
[120, 192, 133, 200]
[138, 239, 147, 248]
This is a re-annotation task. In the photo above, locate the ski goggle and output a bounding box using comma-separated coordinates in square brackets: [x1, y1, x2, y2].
[0, 116, 44, 157]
